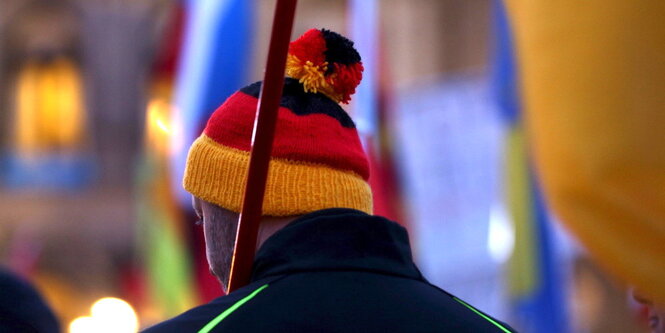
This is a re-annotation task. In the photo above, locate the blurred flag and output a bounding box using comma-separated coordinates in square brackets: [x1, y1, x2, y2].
[168, 0, 255, 303]
[503, 0, 665, 305]
[494, 1, 570, 332]
[349, 0, 406, 225]
[170, 0, 254, 207]
[135, 3, 197, 321]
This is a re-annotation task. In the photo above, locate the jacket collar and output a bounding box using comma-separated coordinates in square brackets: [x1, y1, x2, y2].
[251, 208, 423, 282]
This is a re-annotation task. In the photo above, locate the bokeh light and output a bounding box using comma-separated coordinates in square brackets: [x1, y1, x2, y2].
[68, 297, 138, 333]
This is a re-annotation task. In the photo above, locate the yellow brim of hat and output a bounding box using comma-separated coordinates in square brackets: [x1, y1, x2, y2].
[183, 134, 373, 216]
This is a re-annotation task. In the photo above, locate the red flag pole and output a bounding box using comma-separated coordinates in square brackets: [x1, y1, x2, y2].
[228, 0, 298, 292]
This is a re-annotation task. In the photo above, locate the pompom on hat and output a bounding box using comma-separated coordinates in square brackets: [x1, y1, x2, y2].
[286, 29, 364, 104]
[183, 28, 372, 216]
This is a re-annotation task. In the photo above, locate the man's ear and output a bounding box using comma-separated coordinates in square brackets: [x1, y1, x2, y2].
[192, 197, 203, 217]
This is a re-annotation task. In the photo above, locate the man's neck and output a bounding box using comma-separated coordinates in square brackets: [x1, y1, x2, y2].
[256, 216, 299, 250]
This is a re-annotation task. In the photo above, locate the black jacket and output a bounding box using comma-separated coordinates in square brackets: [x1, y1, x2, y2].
[145, 208, 515, 332]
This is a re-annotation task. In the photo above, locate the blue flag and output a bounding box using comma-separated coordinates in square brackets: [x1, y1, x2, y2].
[170, 0, 254, 205]
[493, 1, 571, 332]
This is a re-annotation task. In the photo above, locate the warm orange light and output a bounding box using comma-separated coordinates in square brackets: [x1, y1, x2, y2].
[156, 117, 171, 134]
[148, 99, 172, 135]
[146, 98, 175, 155]
[14, 58, 86, 154]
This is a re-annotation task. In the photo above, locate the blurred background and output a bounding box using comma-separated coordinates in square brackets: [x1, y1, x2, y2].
[0, 0, 657, 332]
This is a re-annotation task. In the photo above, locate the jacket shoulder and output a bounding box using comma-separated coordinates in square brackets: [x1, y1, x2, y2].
[142, 280, 273, 332]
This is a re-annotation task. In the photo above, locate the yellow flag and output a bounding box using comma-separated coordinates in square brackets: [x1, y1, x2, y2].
[505, 0, 665, 305]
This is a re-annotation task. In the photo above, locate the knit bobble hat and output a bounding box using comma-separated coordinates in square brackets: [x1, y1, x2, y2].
[183, 28, 372, 216]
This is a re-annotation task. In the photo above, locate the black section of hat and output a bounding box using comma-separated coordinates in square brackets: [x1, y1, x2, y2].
[320, 29, 361, 75]
[239, 78, 356, 129]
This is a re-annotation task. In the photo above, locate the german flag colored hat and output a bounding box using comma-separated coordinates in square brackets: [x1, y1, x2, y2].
[183, 29, 372, 216]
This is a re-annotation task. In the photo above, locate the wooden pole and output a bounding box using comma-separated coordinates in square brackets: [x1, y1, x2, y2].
[228, 0, 298, 292]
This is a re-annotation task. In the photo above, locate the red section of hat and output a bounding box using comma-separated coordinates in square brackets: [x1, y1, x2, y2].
[288, 29, 327, 66]
[203, 91, 370, 180]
